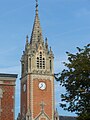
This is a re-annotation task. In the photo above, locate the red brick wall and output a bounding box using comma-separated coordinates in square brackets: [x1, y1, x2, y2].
[0, 81, 15, 120]
[21, 82, 27, 119]
[33, 79, 52, 119]
[20, 75, 31, 119]
[41, 118, 46, 120]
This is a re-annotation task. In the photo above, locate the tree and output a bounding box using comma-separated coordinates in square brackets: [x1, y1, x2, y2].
[55, 44, 90, 119]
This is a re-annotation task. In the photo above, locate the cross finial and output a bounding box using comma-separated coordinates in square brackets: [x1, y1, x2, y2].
[35, 0, 38, 14]
[40, 101, 46, 112]
[36, 0, 38, 5]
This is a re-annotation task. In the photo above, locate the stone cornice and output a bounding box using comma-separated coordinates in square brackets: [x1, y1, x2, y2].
[0, 77, 17, 81]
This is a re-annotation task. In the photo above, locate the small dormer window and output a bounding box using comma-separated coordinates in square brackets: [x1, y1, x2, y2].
[37, 52, 45, 69]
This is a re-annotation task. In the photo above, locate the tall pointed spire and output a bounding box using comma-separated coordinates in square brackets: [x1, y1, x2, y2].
[30, 0, 44, 46]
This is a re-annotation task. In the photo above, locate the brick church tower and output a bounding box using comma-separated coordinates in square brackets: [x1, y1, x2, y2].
[19, 1, 55, 120]
[0, 73, 17, 120]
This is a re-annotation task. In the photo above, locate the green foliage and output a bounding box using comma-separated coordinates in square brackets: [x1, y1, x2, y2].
[77, 113, 90, 120]
[55, 44, 90, 118]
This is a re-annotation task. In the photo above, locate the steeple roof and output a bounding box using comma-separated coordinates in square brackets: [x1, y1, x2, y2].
[30, 0, 44, 45]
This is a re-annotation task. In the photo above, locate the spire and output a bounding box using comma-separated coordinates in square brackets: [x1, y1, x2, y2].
[30, 0, 44, 45]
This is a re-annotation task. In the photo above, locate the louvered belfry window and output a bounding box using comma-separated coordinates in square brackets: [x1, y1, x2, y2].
[37, 52, 45, 69]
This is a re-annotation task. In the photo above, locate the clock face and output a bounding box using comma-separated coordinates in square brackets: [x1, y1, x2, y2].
[39, 82, 46, 90]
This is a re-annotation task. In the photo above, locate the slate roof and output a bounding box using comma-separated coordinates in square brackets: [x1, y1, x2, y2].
[0, 73, 18, 78]
[59, 116, 77, 120]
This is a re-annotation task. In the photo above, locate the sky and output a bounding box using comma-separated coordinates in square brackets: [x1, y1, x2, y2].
[0, 0, 90, 119]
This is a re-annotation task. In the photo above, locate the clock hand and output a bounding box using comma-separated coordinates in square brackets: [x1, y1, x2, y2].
[40, 83, 43, 88]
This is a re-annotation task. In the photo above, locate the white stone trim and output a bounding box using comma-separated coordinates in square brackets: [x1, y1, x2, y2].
[27, 75, 29, 110]
[30, 75, 34, 119]
[12, 96, 14, 99]
[11, 109, 14, 112]
[32, 74, 53, 81]
[0, 81, 3, 84]
[0, 77, 16, 81]
[52, 78, 55, 120]
[0, 79, 16, 86]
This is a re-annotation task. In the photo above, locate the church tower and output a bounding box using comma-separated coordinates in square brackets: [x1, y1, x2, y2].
[20, 1, 54, 120]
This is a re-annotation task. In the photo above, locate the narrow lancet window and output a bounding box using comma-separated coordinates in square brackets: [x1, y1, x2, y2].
[43, 58, 45, 69]
[29, 58, 31, 71]
[26, 57, 28, 72]
[40, 52, 42, 69]
[50, 60, 52, 71]
[37, 57, 39, 69]
[22, 63, 24, 75]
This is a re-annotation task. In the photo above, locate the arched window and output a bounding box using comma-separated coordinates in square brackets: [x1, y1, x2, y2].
[37, 57, 39, 69]
[43, 58, 45, 69]
[22, 63, 24, 74]
[40, 52, 42, 69]
[29, 58, 31, 71]
[37, 52, 45, 69]
[50, 60, 52, 71]
[26, 57, 28, 72]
